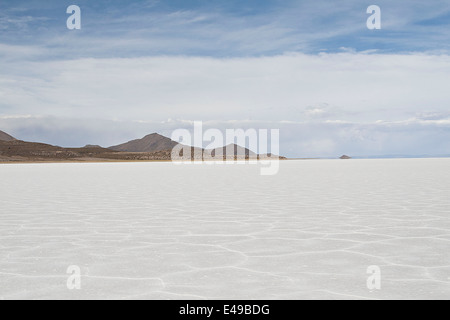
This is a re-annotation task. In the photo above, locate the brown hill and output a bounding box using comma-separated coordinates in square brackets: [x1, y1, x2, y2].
[0, 139, 180, 162]
[209, 144, 257, 159]
[0, 133, 286, 162]
[109, 133, 178, 153]
[0, 130, 16, 142]
[109, 134, 258, 157]
[0, 140, 115, 160]
[84, 144, 103, 149]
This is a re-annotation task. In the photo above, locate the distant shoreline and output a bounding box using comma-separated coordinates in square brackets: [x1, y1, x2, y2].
[2, 157, 449, 165]
[0, 158, 288, 165]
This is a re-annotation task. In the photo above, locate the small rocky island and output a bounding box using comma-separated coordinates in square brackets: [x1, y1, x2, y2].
[340, 155, 352, 159]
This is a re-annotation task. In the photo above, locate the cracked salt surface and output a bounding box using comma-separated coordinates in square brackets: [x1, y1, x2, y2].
[0, 159, 449, 300]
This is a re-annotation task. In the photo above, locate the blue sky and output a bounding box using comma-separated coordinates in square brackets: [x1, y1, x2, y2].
[1, 0, 450, 57]
[1, 0, 450, 157]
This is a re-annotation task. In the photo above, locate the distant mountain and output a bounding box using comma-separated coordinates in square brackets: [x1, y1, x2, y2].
[84, 145, 103, 149]
[109, 133, 178, 153]
[1, 140, 113, 159]
[0, 130, 16, 142]
[0, 132, 286, 162]
[109, 133, 266, 158]
[0, 139, 177, 162]
[209, 144, 257, 158]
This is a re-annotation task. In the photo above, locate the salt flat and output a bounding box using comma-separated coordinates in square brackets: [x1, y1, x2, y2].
[0, 159, 449, 300]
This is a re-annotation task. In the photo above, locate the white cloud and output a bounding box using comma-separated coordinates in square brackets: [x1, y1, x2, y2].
[1, 52, 450, 122]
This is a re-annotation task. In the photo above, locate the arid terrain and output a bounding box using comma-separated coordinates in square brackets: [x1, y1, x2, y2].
[0, 130, 285, 163]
